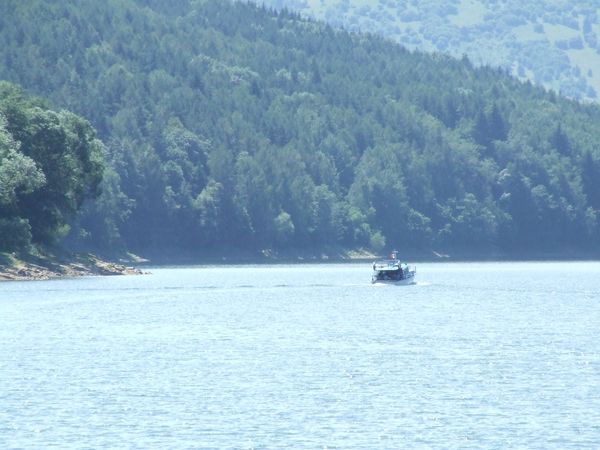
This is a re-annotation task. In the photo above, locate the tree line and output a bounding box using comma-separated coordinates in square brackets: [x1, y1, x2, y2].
[1, 0, 600, 256]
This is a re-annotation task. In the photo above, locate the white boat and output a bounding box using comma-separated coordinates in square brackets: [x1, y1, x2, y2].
[371, 251, 416, 285]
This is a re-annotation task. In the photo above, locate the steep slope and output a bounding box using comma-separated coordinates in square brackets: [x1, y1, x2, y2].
[264, 0, 600, 101]
[1, 0, 599, 256]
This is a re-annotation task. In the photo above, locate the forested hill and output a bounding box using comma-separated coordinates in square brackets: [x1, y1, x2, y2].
[265, 0, 600, 102]
[1, 0, 600, 257]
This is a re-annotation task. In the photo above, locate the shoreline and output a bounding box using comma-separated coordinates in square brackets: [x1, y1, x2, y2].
[131, 247, 600, 267]
[0, 251, 144, 282]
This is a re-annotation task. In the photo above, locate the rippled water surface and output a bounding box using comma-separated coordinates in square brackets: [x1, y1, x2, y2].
[1, 262, 600, 448]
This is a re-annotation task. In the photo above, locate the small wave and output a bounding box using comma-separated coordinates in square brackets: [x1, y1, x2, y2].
[154, 285, 222, 291]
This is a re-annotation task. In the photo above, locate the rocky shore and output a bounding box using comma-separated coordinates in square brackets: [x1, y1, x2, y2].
[0, 252, 144, 281]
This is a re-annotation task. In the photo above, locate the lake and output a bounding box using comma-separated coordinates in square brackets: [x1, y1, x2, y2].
[1, 262, 599, 448]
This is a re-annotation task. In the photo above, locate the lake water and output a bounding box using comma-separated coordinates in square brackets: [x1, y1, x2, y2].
[1, 262, 599, 448]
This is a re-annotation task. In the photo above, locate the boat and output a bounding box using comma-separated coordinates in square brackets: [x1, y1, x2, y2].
[371, 250, 416, 285]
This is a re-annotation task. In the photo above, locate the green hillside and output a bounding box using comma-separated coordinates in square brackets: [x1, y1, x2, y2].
[1, 0, 600, 257]
[265, 0, 600, 101]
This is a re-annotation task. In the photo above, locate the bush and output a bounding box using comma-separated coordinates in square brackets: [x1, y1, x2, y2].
[369, 230, 386, 252]
[0, 217, 32, 250]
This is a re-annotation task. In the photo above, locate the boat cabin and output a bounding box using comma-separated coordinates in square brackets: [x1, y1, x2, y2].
[372, 260, 410, 281]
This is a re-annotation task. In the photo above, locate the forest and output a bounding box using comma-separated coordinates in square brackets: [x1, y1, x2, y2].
[1, 0, 600, 257]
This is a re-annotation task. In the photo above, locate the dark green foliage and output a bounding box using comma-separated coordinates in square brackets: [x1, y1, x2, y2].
[0, 82, 104, 250]
[1, 1, 600, 254]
